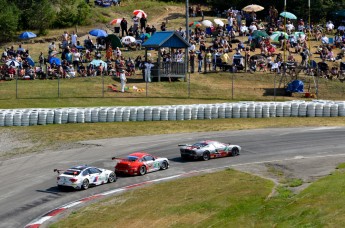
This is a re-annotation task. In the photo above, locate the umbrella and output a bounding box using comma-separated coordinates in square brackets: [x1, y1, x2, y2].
[89, 29, 108, 37]
[49, 57, 61, 66]
[242, 4, 264, 12]
[270, 32, 288, 42]
[252, 30, 269, 38]
[133, 10, 147, 18]
[214, 19, 224, 27]
[121, 36, 136, 44]
[201, 20, 213, 27]
[6, 60, 20, 67]
[26, 57, 35, 67]
[90, 59, 107, 70]
[18, 31, 37, 39]
[189, 21, 201, 28]
[280, 11, 297, 20]
[110, 18, 122, 25]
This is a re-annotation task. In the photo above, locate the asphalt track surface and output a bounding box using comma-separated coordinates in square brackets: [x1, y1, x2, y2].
[1, 127, 345, 228]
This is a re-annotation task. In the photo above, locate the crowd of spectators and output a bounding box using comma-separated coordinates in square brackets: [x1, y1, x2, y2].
[4, 4, 345, 83]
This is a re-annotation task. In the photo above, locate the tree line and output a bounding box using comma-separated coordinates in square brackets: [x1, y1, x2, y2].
[0, 0, 91, 42]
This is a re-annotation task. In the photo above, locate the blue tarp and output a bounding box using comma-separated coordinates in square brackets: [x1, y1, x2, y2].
[286, 80, 304, 93]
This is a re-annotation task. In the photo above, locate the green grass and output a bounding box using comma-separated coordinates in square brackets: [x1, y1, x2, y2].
[50, 166, 345, 227]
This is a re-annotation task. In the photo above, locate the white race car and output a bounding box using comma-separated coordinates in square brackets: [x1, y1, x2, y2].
[179, 140, 241, 161]
[55, 165, 116, 190]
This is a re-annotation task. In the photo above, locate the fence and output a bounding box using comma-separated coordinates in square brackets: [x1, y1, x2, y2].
[0, 70, 345, 101]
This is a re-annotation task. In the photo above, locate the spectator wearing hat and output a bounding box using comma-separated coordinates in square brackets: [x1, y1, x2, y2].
[298, 19, 305, 32]
[239, 22, 249, 36]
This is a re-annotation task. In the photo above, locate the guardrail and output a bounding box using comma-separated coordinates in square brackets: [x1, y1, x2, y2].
[1, 100, 345, 127]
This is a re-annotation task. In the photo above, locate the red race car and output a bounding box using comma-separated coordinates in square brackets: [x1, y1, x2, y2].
[113, 152, 170, 176]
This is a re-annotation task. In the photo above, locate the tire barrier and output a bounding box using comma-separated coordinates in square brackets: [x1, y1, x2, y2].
[1, 100, 345, 127]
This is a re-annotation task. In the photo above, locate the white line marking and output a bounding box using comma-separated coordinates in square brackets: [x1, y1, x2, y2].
[101, 188, 126, 196]
[62, 201, 82, 209]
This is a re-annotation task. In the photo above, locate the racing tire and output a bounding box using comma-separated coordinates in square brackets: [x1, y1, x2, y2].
[139, 165, 147, 176]
[232, 147, 239, 156]
[160, 161, 168, 170]
[202, 151, 210, 161]
[108, 172, 116, 183]
[82, 179, 89, 190]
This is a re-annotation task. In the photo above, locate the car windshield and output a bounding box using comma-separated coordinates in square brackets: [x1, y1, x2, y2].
[125, 156, 138, 162]
[192, 143, 208, 147]
[63, 170, 80, 176]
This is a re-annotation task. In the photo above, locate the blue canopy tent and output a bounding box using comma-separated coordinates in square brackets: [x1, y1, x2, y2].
[286, 80, 304, 93]
[18, 31, 37, 40]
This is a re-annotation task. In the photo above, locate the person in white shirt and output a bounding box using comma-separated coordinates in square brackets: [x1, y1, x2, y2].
[144, 60, 154, 82]
[249, 22, 257, 33]
[321, 34, 329, 44]
[72, 51, 81, 68]
[227, 13, 234, 32]
[133, 16, 139, 33]
[286, 21, 295, 33]
[326, 21, 334, 32]
[119, 69, 127, 92]
[240, 23, 248, 36]
[338, 24, 345, 32]
[114, 47, 122, 58]
[71, 31, 77, 47]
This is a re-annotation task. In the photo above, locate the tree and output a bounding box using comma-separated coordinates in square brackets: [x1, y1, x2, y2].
[27, 0, 55, 34]
[0, 1, 20, 42]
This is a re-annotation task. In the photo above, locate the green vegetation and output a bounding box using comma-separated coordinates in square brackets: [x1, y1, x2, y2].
[50, 166, 345, 227]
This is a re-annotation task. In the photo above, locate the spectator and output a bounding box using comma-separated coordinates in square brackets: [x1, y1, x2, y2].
[140, 16, 147, 31]
[133, 16, 139, 33]
[119, 68, 127, 92]
[71, 31, 78, 47]
[189, 50, 195, 73]
[62, 31, 69, 48]
[321, 34, 329, 44]
[120, 17, 128, 37]
[151, 25, 156, 36]
[39, 52, 45, 67]
[144, 60, 154, 82]
[197, 51, 203, 72]
[72, 50, 81, 69]
[161, 22, 166, 31]
[326, 21, 334, 33]
[239, 22, 249, 36]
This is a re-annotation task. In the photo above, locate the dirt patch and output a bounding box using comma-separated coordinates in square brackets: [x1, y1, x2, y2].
[233, 155, 345, 195]
[0, 129, 37, 157]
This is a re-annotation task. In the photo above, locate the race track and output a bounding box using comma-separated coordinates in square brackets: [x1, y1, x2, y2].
[1, 127, 345, 228]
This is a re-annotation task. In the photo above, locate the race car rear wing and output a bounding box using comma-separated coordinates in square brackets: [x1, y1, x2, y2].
[178, 144, 191, 147]
[53, 169, 63, 174]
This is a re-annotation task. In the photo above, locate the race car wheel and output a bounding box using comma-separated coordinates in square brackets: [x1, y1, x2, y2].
[202, 152, 210, 161]
[232, 148, 239, 156]
[82, 179, 89, 190]
[139, 165, 147, 176]
[160, 161, 168, 170]
[108, 172, 116, 183]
